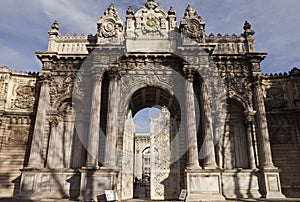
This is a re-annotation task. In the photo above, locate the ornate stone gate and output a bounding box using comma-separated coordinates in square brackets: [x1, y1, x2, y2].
[16, 0, 286, 201]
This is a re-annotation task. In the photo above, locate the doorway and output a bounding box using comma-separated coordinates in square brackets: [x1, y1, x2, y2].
[121, 86, 183, 201]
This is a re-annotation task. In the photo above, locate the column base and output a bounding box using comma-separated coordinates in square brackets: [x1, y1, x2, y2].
[222, 169, 261, 198]
[259, 167, 285, 199]
[185, 169, 225, 201]
[79, 167, 119, 201]
[18, 168, 80, 200]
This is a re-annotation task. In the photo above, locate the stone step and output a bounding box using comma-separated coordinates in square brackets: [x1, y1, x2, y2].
[0, 146, 27, 150]
[0, 154, 26, 158]
[0, 164, 24, 172]
[0, 160, 24, 166]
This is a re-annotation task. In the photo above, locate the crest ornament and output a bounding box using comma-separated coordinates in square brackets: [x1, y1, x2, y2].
[180, 4, 206, 43]
[97, 3, 123, 39]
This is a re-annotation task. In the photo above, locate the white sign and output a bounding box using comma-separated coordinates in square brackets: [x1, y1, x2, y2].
[105, 190, 119, 201]
[179, 189, 187, 201]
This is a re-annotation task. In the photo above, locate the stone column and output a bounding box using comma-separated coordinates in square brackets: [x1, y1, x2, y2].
[85, 74, 103, 168]
[253, 77, 274, 168]
[27, 74, 50, 168]
[46, 117, 59, 168]
[201, 82, 217, 169]
[104, 72, 120, 168]
[253, 74, 285, 199]
[184, 69, 201, 170]
[245, 112, 257, 169]
[251, 121, 260, 166]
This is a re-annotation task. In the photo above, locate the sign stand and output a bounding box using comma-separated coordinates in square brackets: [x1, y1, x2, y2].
[179, 189, 187, 201]
[105, 190, 119, 202]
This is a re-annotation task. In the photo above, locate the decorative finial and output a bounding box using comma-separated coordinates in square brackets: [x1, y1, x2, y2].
[48, 20, 59, 36]
[243, 20, 255, 36]
[185, 4, 198, 17]
[145, 0, 159, 9]
[127, 5, 134, 15]
[168, 6, 176, 15]
[51, 20, 59, 30]
[104, 3, 118, 16]
[243, 21, 251, 30]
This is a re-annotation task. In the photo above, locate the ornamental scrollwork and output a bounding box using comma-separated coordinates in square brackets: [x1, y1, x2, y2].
[264, 86, 288, 111]
[13, 85, 35, 109]
[97, 3, 123, 39]
[220, 65, 253, 108]
[120, 74, 173, 94]
[180, 5, 206, 43]
[7, 127, 29, 145]
[49, 73, 84, 106]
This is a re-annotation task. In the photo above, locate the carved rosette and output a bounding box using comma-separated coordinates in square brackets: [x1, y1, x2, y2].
[97, 3, 123, 40]
[180, 5, 206, 43]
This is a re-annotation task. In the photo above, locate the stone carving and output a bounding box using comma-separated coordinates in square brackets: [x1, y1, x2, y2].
[7, 127, 29, 144]
[269, 127, 293, 144]
[180, 5, 205, 43]
[14, 85, 35, 109]
[0, 67, 10, 100]
[97, 3, 123, 40]
[49, 73, 84, 106]
[220, 65, 252, 107]
[121, 110, 135, 200]
[265, 86, 287, 110]
[150, 107, 180, 200]
[120, 74, 173, 94]
[129, 0, 175, 37]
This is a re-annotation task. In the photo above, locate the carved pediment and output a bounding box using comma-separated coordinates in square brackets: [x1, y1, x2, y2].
[179, 5, 206, 43]
[125, 0, 176, 37]
[97, 3, 123, 42]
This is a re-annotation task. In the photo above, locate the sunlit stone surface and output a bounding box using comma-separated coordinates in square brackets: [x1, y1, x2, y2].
[0, 0, 299, 201]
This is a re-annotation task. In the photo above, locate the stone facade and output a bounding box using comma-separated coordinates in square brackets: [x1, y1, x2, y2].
[0, 0, 299, 201]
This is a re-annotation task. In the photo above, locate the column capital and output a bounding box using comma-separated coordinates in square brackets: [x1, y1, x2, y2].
[39, 72, 51, 84]
[48, 115, 62, 127]
[245, 110, 256, 123]
[92, 72, 104, 81]
[108, 64, 124, 81]
[253, 74, 263, 86]
[183, 65, 194, 82]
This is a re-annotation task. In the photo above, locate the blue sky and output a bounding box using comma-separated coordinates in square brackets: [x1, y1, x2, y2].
[0, 0, 299, 73]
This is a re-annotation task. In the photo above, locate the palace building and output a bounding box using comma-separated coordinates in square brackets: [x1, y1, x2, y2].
[0, 0, 299, 201]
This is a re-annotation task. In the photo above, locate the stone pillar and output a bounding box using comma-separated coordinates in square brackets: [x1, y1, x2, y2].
[245, 112, 257, 169]
[104, 72, 120, 168]
[184, 70, 201, 170]
[46, 117, 59, 168]
[253, 74, 284, 199]
[27, 74, 50, 168]
[253, 77, 274, 168]
[85, 74, 103, 168]
[183, 65, 224, 202]
[201, 82, 217, 169]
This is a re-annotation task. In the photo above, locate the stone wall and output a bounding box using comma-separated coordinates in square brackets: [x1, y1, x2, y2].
[0, 66, 37, 197]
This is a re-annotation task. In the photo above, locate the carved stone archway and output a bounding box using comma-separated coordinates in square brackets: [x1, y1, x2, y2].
[120, 84, 183, 201]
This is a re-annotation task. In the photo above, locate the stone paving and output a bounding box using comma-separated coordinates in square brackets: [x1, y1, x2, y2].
[1, 198, 300, 202]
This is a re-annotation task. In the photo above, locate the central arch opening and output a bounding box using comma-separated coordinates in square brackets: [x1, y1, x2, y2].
[122, 86, 183, 201]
